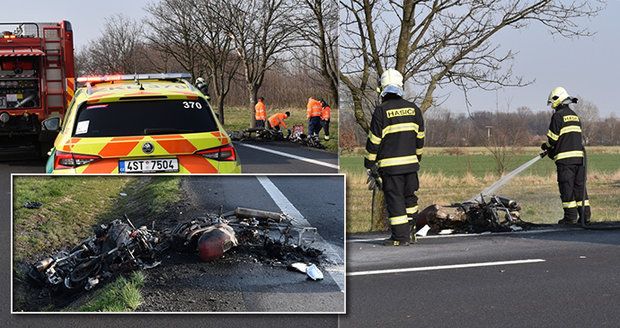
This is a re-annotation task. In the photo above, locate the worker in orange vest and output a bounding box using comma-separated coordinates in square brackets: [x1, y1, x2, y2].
[320, 99, 331, 140]
[268, 111, 290, 131]
[255, 97, 267, 128]
[307, 97, 323, 136]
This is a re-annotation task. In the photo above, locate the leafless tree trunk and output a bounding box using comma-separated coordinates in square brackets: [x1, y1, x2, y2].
[294, 0, 339, 105]
[213, 0, 299, 128]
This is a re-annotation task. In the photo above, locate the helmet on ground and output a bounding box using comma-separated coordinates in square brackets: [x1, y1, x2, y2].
[547, 87, 570, 109]
[380, 68, 404, 97]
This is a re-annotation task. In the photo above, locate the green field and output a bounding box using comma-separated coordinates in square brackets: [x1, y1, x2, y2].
[220, 106, 339, 152]
[343, 147, 620, 233]
[340, 147, 620, 177]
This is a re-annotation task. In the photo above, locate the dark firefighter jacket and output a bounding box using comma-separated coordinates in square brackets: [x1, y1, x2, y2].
[545, 103, 584, 165]
[364, 94, 425, 175]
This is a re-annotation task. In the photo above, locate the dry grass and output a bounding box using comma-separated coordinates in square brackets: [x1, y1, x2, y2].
[347, 169, 620, 233]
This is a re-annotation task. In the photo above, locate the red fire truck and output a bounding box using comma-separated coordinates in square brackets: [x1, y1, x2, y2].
[0, 21, 75, 156]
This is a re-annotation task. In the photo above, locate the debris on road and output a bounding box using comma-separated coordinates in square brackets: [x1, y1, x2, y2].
[228, 125, 326, 150]
[27, 207, 325, 294]
[416, 224, 430, 237]
[417, 195, 541, 234]
[288, 262, 308, 274]
[306, 264, 323, 281]
[23, 201, 43, 209]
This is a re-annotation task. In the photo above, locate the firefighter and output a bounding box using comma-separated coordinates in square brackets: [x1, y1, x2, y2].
[255, 97, 267, 128]
[365, 68, 424, 246]
[320, 99, 331, 141]
[268, 111, 290, 131]
[307, 97, 323, 136]
[541, 87, 590, 225]
[195, 77, 209, 97]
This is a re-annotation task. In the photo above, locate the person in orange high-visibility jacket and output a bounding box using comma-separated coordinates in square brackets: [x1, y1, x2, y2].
[255, 97, 267, 128]
[268, 111, 290, 131]
[307, 97, 323, 136]
[320, 99, 331, 140]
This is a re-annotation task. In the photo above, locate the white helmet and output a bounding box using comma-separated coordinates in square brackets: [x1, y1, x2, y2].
[380, 68, 404, 97]
[195, 77, 205, 85]
[380, 68, 403, 89]
[547, 86, 570, 109]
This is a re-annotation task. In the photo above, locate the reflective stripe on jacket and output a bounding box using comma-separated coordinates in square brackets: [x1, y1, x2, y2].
[364, 94, 425, 175]
[255, 101, 266, 120]
[545, 103, 584, 165]
[307, 98, 322, 118]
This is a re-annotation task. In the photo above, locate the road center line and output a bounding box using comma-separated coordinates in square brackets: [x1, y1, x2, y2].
[256, 176, 345, 292]
[347, 259, 546, 277]
[237, 143, 339, 169]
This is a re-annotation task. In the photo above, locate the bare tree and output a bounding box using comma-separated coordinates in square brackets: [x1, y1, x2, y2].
[213, 0, 299, 127]
[574, 99, 600, 145]
[191, 0, 242, 124]
[340, 0, 605, 133]
[293, 0, 339, 104]
[145, 0, 204, 79]
[81, 14, 145, 74]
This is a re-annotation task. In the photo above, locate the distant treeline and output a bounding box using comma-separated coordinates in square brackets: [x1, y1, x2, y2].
[340, 107, 620, 149]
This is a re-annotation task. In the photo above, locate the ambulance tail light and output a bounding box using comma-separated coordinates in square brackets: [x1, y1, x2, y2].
[54, 151, 101, 169]
[195, 144, 236, 161]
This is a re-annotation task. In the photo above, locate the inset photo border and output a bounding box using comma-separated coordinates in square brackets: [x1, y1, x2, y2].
[11, 174, 345, 314]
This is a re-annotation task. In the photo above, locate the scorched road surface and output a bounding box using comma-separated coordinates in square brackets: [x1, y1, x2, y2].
[343, 228, 620, 328]
[136, 175, 345, 313]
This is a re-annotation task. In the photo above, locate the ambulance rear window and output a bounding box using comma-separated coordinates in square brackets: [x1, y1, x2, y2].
[73, 99, 218, 137]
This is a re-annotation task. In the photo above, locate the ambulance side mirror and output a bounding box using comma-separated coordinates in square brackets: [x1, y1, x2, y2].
[42, 117, 61, 132]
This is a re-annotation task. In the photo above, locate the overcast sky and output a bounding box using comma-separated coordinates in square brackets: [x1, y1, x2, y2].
[2, 1, 618, 116]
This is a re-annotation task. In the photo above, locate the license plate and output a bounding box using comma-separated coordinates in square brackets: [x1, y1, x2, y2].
[119, 158, 179, 173]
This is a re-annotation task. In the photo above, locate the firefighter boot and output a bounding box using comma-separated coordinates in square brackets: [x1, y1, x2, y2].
[578, 205, 591, 225]
[383, 223, 411, 246]
[558, 208, 578, 225]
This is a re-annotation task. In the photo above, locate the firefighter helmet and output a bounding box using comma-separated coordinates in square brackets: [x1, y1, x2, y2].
[380, 69, 403, 89]
[547, 87, 570, 109]
[195, 77, 205, 85]
[380, 69, 404, 97]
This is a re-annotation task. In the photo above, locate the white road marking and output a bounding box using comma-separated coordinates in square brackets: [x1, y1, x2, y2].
[347, 259, 546, 277]
[238, 143, 339, 169]
[348, 227, 576, 243]
[257, 176, 345, 292]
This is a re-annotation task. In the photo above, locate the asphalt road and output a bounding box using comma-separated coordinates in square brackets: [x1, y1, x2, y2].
[235, 141, 339, 173]
[342, 229, 620, 328]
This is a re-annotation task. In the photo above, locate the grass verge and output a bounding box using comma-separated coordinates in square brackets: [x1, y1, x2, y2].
[12, 176, 182, 312]
[75, 271, 146, 312]
[221, 106, 339, 152]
